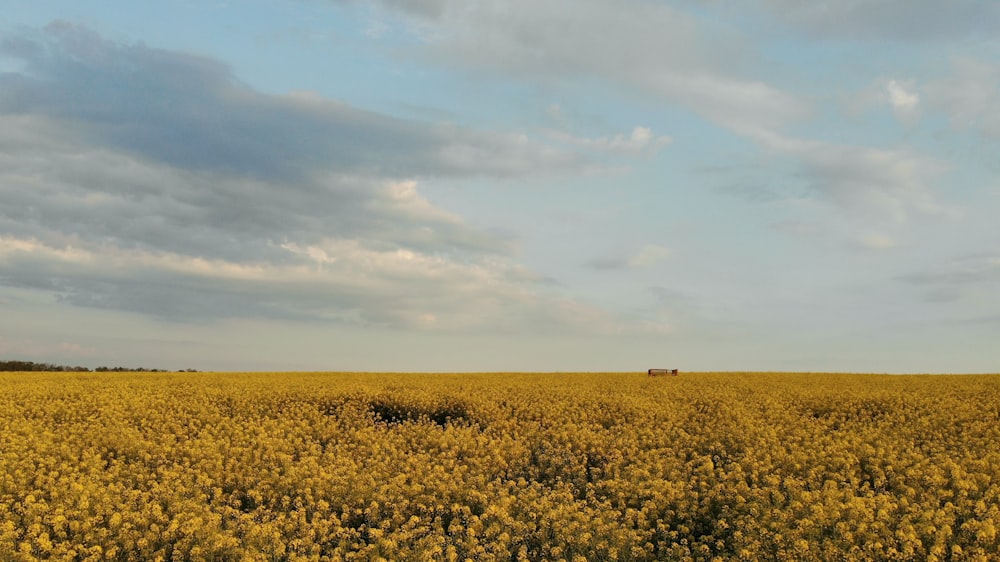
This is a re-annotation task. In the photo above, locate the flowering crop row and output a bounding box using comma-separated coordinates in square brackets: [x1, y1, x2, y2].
[1, 372, 999, 561]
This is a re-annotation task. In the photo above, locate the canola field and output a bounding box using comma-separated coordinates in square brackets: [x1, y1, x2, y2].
[2, 371, 999, 561]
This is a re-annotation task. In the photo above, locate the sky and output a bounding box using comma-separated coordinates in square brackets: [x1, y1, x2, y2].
[1, 1, 999, 372]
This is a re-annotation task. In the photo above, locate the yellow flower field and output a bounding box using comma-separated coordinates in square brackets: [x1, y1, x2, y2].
[2, 372, 999, 561]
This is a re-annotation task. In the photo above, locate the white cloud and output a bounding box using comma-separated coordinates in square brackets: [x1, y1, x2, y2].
[0, 234, 668, 335]
[547, 126, 671, 156]
[645, 72, 809, 138]
[885, 80, 919, 112]
[370, 179, 463, 226]
[844, 77, 922, 125]
[884, 79, 920, 123]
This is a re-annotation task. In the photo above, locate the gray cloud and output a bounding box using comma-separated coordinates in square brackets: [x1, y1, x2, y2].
[751, 0, 1000, 42]
[900, 256, 1000, 287]
[351, 0, 809, 136]
[336, 0, 449, 18]
[0, 236, 667, 336]
[0, 21, 580, 182]
[0, 114, 508, 262]
[353, 0, 997, 142]
[795, 144, 946, 222]
[925, 58, 1000, 140]
[340, 0, 963, 232]
[747, 131, 955, 224]
[586, 244, 670, 271]
[0, 22, 671, 336]
[586, 257, 629, 271]
[0, 21, 578, 265]
[962, 314, 1000, 326]
[897, 255, 1000, 306]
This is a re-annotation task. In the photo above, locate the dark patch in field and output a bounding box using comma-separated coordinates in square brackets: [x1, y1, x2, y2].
[368, 396, 471, 427]
[801, 397, 894, 429]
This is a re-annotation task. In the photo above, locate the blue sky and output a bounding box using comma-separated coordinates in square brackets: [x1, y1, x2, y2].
[1, 0, 999, 372]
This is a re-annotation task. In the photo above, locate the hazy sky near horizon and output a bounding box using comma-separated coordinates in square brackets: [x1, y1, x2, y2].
[1, 1, 999, 372]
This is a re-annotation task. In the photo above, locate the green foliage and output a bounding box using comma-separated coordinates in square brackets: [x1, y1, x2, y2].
[0, 361, 174, 373]
[0, 361, 91, 372]
[1, 371, 999, 561]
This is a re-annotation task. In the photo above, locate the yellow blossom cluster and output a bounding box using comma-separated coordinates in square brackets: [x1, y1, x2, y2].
[1, 371, 999, 561]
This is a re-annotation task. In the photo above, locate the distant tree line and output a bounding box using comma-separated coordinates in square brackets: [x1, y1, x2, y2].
[0, 360, 197, 373]
[0, 360, 92, 372]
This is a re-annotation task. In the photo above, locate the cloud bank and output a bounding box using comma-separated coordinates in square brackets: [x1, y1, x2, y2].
[0, 22, 665, 335]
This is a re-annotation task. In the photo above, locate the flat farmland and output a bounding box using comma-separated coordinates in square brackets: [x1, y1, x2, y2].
[2, 372, 999, 561]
